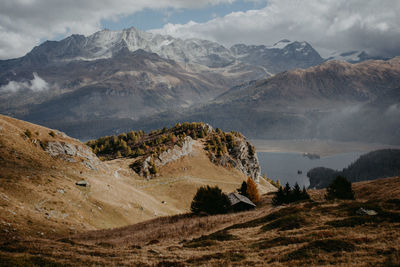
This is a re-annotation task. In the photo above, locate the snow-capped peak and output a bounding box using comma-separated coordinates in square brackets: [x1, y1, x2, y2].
[270, 39, 293, 49]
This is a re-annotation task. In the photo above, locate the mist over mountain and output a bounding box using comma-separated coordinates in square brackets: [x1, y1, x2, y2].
[93, 58, 400, 145]
[0, 27, 399, 144]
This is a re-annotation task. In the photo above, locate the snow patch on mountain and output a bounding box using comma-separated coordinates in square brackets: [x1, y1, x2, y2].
[270, 39, 293, 49]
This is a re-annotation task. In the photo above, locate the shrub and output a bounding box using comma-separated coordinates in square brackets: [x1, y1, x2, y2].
[265, 175, 280, 188]
[190, 186, 231, 215]
[326, 176, 355, 200]
[246, 177, 260, 204]
[272, 182, 310, 205]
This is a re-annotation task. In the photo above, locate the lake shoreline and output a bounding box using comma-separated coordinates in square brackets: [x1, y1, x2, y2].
[251, 139, 400, 157]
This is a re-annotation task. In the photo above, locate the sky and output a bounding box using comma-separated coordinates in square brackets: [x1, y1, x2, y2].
[0, 0, 399, 60]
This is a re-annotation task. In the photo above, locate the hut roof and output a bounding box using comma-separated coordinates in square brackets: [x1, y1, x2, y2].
[228, 192, 256, 207]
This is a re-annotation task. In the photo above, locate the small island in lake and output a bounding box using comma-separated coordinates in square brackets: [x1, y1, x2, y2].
[302, 152, 321, 160]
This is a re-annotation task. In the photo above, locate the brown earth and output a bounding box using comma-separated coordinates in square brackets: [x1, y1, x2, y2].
[0, 176, 399, 266]
[0, 115, 272, 239]
[1, 115, 399, 266]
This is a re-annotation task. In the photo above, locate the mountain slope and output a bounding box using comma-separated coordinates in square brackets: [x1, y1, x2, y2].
[1, 176, 399, 266]
[0, 27, 329, 138]
[126, 57, 400, 144]
[0, 115, 273, 239]
[216, 57, 400, 104]
[231, 39, 324, 74]
[12, 49, 233, 123]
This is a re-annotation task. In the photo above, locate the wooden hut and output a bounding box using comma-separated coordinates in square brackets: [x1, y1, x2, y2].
[228, 192, 256, 211]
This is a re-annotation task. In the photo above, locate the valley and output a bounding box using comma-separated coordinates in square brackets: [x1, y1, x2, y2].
[2, 27, 398, 145]
[0, 11, 399, 266]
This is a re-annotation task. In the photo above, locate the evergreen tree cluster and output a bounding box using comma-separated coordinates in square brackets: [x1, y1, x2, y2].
[86, 122, 210, 161]
[205, 129, 242, 159]
[272, 182, 310, 206]
[308, 149, 400, 189]
[190, 186, 231, 215]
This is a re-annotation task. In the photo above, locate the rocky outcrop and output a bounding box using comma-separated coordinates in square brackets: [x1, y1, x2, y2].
[155, 136, 195, 167]
[133, 136, 195, 177]
[230, 137, 261, 182]
[211, 136, 261, 182]
[45, 141, 103, 170]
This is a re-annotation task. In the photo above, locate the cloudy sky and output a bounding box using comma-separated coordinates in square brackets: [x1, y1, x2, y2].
[1, 0, 399, 60]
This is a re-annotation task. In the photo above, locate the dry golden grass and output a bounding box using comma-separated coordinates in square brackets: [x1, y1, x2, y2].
[0, 177, 399, 266]
[0, 115, 271, 243]
[1, 115, 399, 266]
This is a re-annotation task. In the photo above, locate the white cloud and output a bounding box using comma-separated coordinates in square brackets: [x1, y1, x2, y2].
[151, 0, 400, 57]
[0, 73, 49, 93]
[1, 0, 399, 60]
[0, 0, 239, 59]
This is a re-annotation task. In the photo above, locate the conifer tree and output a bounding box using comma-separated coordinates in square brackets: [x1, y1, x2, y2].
[301, 186, 310, 200]
[283, 182, 292, 204]
[238, 181, 248, 197]
[272, 186, 285, 205]
[292, 182, 302, 201]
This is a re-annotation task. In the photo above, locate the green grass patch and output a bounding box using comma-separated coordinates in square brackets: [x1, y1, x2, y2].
[261, 213, 307, 231]
[284, 239, 355, 261]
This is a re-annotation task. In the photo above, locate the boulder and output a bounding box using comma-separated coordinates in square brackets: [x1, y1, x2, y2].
[356, 207, 378, 216]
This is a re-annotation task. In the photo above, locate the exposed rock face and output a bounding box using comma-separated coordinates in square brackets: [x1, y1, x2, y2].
[155, 136, 195, 167]
[212, 136, 261, 182]
[138, 136, 196, 177]
[230, 137, 261, 182]
[45, 141, 103, 170]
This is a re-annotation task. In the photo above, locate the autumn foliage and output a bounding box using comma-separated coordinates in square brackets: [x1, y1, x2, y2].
[246, 177, 260, 204]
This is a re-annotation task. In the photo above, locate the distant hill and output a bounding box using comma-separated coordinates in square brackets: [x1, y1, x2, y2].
[308, 149, 400, 189]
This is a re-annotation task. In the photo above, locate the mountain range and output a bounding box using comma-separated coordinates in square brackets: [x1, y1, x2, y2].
[0, 26, 399, 143]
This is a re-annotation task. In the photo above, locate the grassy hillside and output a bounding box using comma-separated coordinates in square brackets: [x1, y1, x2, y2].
[0, 115, 272, 241]
[0, 177, 399, 266]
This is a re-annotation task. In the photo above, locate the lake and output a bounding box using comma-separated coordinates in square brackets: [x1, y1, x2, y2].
[257, 152, 363, 188]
